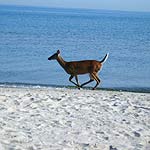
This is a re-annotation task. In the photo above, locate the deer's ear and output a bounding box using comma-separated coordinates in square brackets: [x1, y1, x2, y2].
[57, 50, 60, 54]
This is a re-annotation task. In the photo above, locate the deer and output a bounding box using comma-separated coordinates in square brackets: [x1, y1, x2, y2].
[48, 50, 109, 90]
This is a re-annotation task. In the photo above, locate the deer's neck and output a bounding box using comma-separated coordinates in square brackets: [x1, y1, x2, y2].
[56, 55, 67, 70]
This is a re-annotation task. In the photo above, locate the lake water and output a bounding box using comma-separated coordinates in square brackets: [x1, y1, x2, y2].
[0, 5, 150, 91]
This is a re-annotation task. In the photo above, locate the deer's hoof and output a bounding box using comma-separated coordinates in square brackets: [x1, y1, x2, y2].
[78, 87, 81, 90]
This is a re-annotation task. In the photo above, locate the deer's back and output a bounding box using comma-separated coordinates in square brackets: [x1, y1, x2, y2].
[65, 60, 102, 75]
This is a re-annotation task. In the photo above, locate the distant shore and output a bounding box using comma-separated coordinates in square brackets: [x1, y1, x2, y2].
[0, 86, 150, 150]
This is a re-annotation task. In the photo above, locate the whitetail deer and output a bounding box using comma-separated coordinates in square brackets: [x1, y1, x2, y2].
[48, 50, 109, 90]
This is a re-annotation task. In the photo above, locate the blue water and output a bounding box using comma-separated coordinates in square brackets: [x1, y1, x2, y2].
[0, 5, 150, 91]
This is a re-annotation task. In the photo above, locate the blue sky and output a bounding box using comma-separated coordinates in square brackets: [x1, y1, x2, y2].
[0, 0, 150, 12]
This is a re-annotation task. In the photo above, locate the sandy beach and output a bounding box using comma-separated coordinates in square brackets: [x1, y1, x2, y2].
[0, 86, 150, 150]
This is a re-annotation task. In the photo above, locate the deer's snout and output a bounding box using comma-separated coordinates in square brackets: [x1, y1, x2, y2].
[48, 57, 52, 60]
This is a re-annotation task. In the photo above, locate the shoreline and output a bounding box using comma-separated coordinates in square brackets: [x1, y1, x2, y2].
[0, 82, 150, 93]
[0, 86, 150, 149]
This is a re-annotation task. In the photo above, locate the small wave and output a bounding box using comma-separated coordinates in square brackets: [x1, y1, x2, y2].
[0, 82, 52, 89]
[0, 82, 150, 93]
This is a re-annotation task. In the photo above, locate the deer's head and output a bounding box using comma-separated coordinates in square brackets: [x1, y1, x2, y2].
[48, 50, 60, 60]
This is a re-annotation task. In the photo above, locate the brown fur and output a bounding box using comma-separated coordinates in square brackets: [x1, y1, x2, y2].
[66, 60, 102, 75]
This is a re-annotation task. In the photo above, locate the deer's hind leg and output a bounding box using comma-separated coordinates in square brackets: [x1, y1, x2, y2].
[91, 73, 100, 90]
[80, 74, 94, 88]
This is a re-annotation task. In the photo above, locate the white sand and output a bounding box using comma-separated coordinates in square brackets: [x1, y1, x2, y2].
[0, 87, 150, 150]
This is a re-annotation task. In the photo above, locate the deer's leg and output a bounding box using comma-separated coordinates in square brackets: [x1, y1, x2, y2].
[75, 75, 80, 89]
[69, 75, 80, 88]
[80, 79, 94, 88]
[91, 73, 100, 90]
[80, 74, 94, 88]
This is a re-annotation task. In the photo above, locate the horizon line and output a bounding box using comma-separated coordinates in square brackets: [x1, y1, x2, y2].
[0, 4, 150, 13]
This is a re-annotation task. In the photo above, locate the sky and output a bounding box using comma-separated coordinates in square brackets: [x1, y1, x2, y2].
[0, 0, 150, 12]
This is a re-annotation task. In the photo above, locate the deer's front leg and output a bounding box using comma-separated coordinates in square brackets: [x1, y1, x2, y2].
[75, 75, 80, 89]
[69, 75, 80, 89]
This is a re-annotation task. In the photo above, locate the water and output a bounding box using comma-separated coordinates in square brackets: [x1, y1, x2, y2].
[0, 5, 150, 91]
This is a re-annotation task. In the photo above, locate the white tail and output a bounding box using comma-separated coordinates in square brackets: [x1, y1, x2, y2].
[100, 53, 109, 64]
